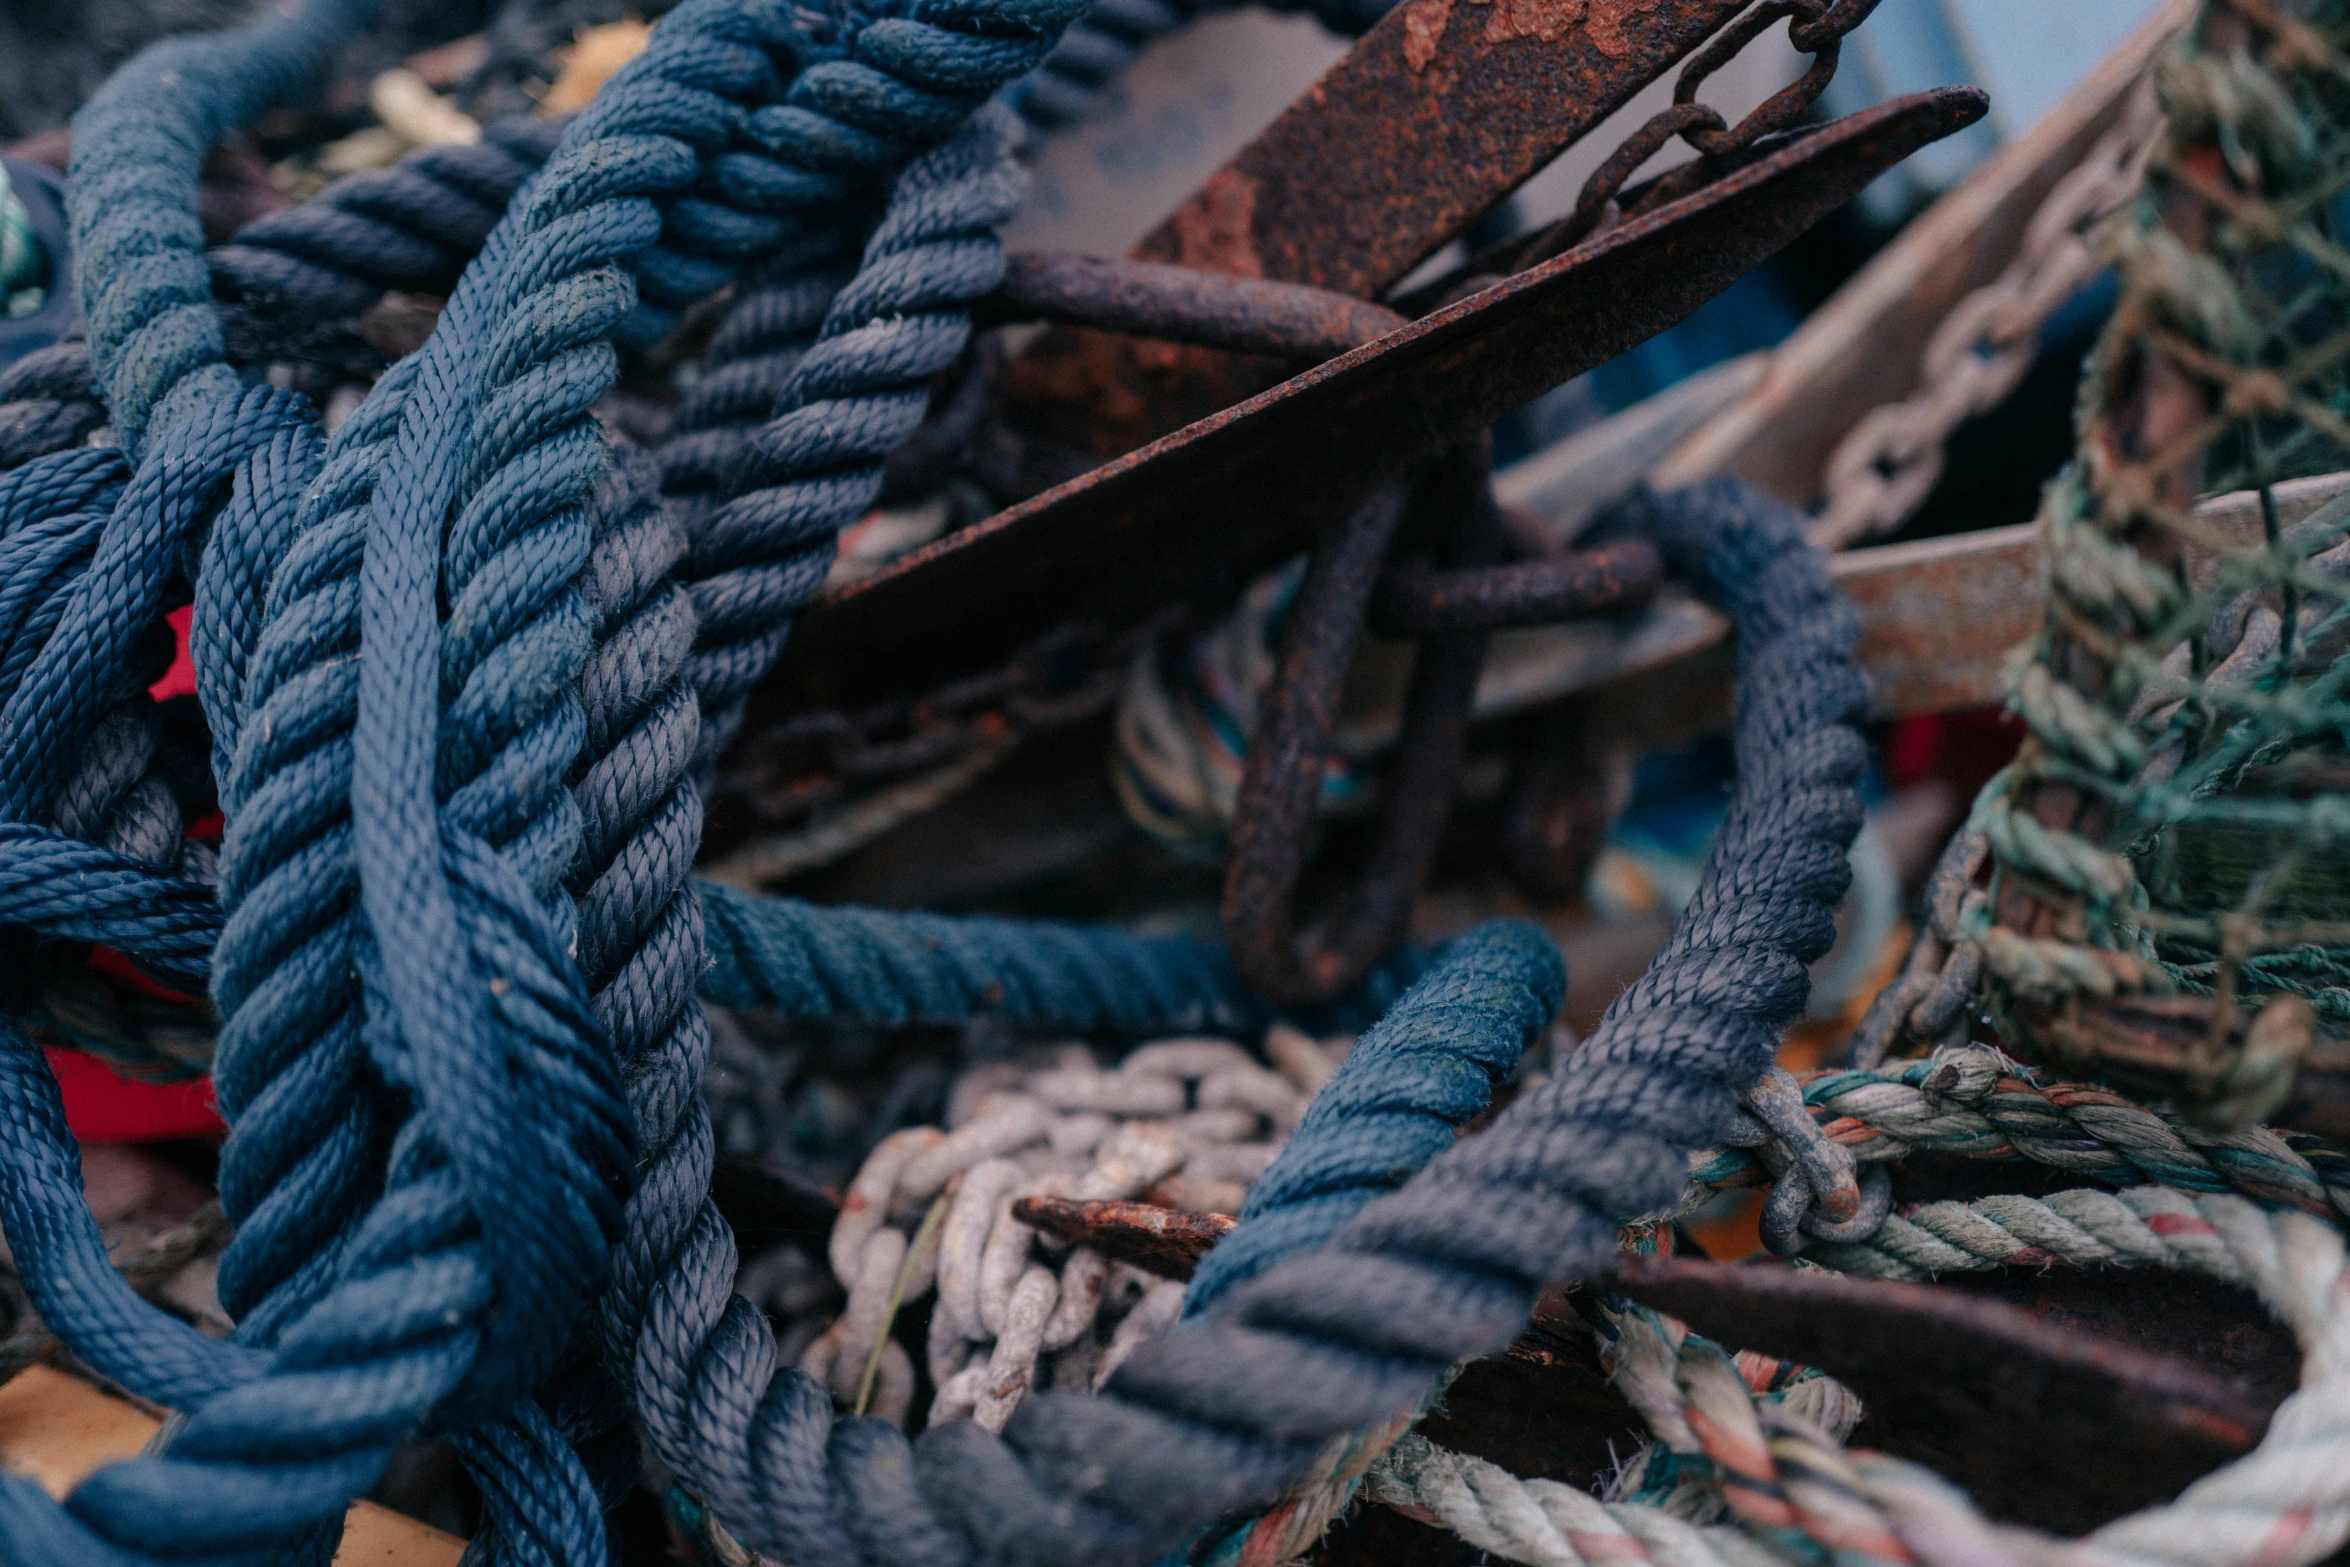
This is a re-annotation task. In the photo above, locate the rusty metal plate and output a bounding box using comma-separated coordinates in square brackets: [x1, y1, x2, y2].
[767, 88, 1986, 709]
[1002, 0, 1755, 455]
[1139, 0, 1755, 297]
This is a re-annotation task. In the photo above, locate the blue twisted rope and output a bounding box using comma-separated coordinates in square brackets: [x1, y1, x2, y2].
[0, 117, 572, 440]
[1184, 919, 1557, 1314]
[0, 343, 104, 469]
[680, 100, 1030, 755]
[0, 0, 1067, 1561]
[209, 113, 571, 327]
[700, 877, 1414, 1033]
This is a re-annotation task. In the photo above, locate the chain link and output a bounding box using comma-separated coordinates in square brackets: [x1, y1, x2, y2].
[1811, 80, 2163, 548]
[711, 609, 1185, 838]
[1558, 0, 1886, 252]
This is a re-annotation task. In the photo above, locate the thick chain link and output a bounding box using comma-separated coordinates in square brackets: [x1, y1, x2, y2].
[1811, 81, 2163, 547]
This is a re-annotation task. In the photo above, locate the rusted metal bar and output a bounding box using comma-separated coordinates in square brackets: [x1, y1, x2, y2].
[1223, 448, 1499, 1006]
[1607, 1255, 2276, 1531]
[763, 91, 1986, 719]
[998, 0, 1760, 460]
[1369, 537, 1662, 634]
[1012, 1195, 1236, 1279]
[983, 255, 1405, 365]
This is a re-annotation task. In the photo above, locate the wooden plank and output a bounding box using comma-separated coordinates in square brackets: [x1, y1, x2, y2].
[1837, 523, 2039, 716]
[0, 1367, 464, 1566]
[1344, 469, 2350, 751]
[1651, 0, 2191, 504]
[1493, 352, 1769, 545]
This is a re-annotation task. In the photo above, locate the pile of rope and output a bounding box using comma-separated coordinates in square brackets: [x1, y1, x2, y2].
[30, 0, 2350, 1564]
[1200, 1035, 2350, 1567]
[1360, 1179, 2350, 1567]
[0, 0, 1897, 1553]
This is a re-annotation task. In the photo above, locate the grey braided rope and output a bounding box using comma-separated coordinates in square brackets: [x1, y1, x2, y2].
[1807, 1184, 2311, 1280]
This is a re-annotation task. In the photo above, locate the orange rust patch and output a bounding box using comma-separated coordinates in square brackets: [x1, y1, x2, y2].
[1401, 0, 1455, 71]
[1484, 0, 1582, 45]
[1002, 332, 1158, 435]
[1586, 0, 1671, 56]
[1166, 168, 1265, 278]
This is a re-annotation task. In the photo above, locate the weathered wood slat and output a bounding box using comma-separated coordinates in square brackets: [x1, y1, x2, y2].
[1332, 470, 2350, 756]
[0, 1367, 464, 1566]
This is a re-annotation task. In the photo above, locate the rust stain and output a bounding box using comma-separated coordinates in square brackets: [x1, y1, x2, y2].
[1585, 0, 1670, 57]
[1002, 334, 1157, 436]
[1401, 0, 1456, 72]
[1484, 0, 1583, 45]
[1166, 168, 1265, 278]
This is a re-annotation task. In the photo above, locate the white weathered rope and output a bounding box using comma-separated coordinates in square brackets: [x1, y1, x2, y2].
[1372, 1190, 2350, 1567]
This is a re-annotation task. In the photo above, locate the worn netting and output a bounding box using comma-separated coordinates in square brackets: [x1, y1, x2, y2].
[1957, 0, 2350, 1121]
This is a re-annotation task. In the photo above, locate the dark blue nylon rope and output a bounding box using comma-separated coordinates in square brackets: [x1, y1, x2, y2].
[0, 0, 1117, 1557]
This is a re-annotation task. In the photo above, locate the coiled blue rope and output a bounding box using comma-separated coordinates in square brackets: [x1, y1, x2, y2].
[0, 0, 1085, 1559]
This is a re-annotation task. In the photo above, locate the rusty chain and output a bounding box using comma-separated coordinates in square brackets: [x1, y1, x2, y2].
[710, 610, 1184, 842]
[1499, 0, 1887, 275]
[1811, 79, 2164, 548]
